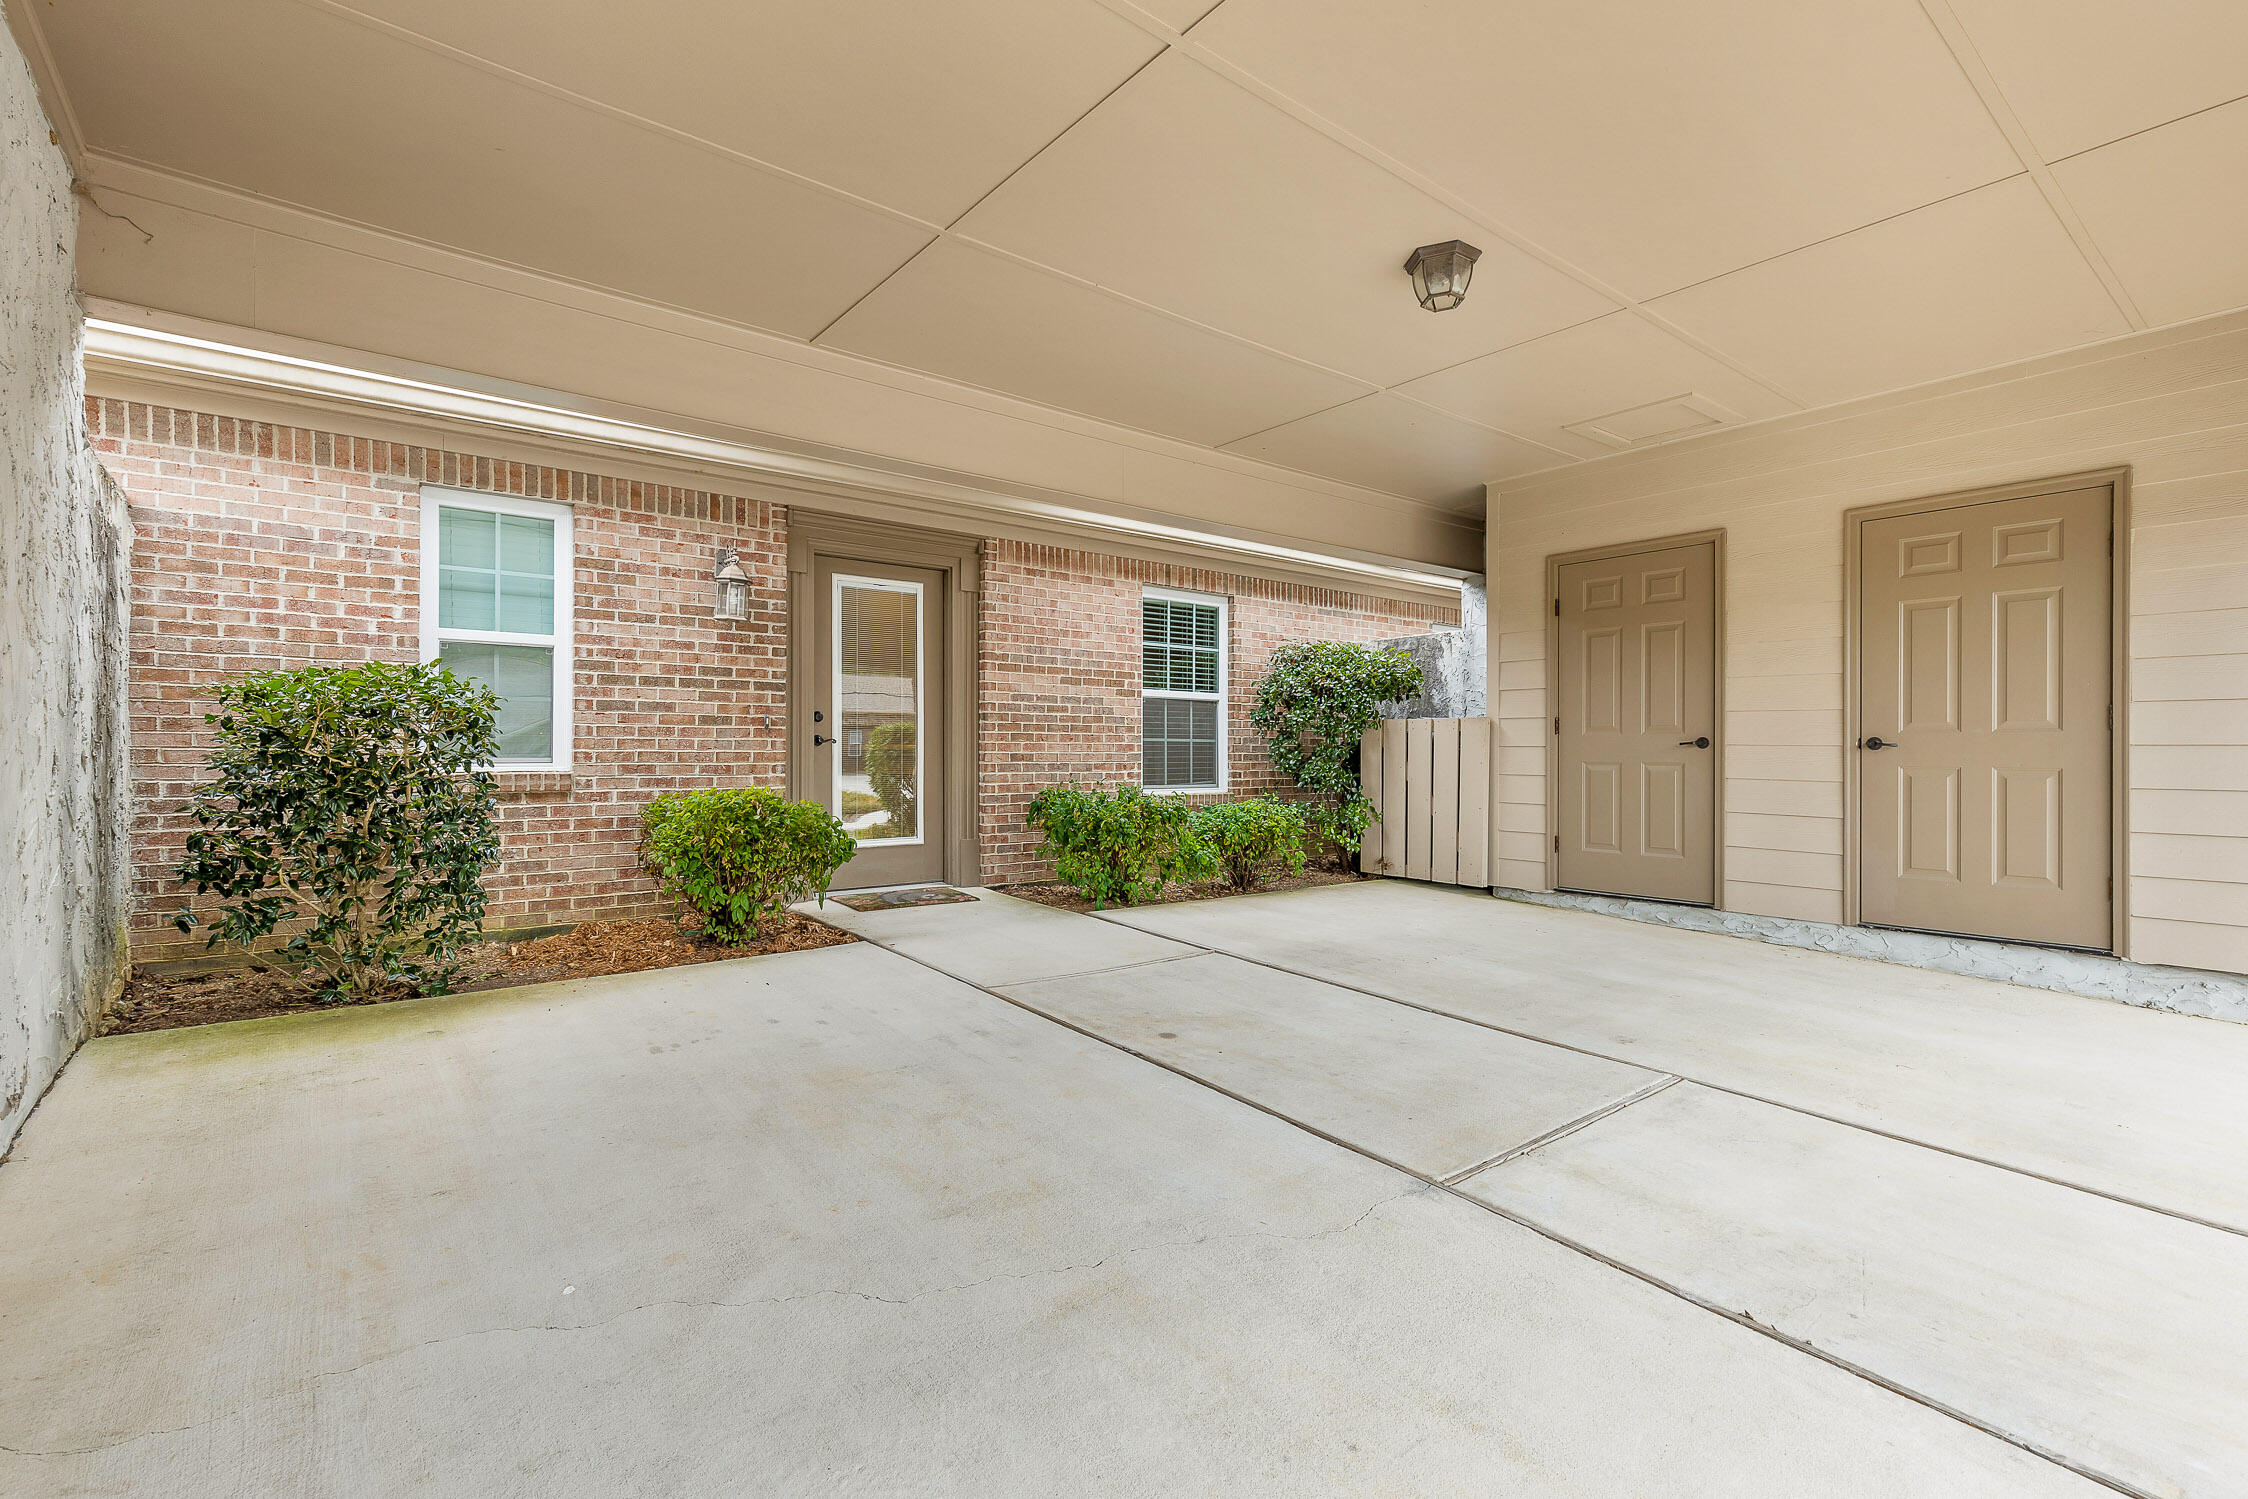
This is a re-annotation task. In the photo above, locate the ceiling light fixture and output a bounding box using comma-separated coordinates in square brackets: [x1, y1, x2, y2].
[1404, 240, 1482, 312]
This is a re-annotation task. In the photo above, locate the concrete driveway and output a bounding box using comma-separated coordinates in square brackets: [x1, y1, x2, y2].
[4, 884, 2243, 1496]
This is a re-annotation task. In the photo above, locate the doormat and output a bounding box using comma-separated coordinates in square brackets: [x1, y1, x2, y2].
[832, 886, 979, 912]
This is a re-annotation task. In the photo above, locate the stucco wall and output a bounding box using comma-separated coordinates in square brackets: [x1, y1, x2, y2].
[1486, 310, 2248, 979]
[1, 29, 131, 1152]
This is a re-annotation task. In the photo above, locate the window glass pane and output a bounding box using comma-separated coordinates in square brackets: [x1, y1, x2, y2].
[497, 570, 554, 635]
[1142, 695, 1219, 788]
[1142, 599, 1219, 696]
[439, 641, 554, 761]
[439, 567, 497, 631]
[439, 506, 496, 569]
[440, 506, 555, 636]
[497, 514, 555, 575]
[837, 582, 919, 842]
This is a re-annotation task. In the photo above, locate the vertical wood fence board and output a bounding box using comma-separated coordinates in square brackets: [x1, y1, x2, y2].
[1359, 728, 1386, 874]
[1457, 718, 1493, 887]
[1405, 719, 1435, 883]
[1431, 719, 1461, 884]
[1382, 719, 1409, 876]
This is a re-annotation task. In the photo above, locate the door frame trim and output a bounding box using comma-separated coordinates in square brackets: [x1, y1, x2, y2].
[1840, 468, 2130, 954]
[788, 510, 982, 888]
[1543, 528, 1729, 902]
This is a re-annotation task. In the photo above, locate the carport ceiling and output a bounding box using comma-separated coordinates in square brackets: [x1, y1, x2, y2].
[21, 0, 2248, 506]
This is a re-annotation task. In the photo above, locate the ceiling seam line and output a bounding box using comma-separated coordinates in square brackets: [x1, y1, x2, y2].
[2046, 90, 2248, 165]
[1638, 174, 2029, 304]
[287, 0, 947, 236]
[1913, 0, 2147, 330]
[1151, 39, 1815, 409]
[939, 233, 1381, 388]
[1379, 391, 1582, 460]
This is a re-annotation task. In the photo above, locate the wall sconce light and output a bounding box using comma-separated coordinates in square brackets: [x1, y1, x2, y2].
[712, 548, 750, 620]
[1404, 240, 1482, 312]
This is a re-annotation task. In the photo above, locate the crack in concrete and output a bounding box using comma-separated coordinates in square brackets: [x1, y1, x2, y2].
[0, 1184, 1429, 1463]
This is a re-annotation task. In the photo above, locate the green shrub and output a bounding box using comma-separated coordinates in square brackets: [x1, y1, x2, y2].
[865, 721, 917, 836]
[642, 787, 856, 944]
[839, 789, 883, 819]
[172, 660, 502, 1000]
[1190, 797, 1310, 891]
[1024, 783, 1213, 907]
[1249, 641, 1423, 857]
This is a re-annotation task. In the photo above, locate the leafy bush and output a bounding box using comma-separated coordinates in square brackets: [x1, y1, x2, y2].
[1249, 641, 1423, 857]
[172, 660, 502, 999]
[1024, 783, 1213, 907]
[1190, 797, 1311, 891]
[865, 721, 917, 836]
[642, 787, 856, 943]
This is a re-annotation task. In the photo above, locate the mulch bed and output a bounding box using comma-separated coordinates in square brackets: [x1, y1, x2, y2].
[102, 914, 857, 1036]
[999, 867, 1368, 914]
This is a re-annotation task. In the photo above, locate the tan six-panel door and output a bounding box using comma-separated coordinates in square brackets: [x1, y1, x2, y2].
[1555, 541, 1718, 904]
[1858, 486, 2111, 949]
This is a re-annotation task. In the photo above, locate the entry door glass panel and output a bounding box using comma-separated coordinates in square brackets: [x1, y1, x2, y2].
[1858, 486, 2110, 949]
[834, 576, 922, 846]
[1555, 540, 1718, 905]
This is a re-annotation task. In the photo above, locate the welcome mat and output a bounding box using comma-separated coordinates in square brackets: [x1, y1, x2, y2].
[832, 886, 979, 912]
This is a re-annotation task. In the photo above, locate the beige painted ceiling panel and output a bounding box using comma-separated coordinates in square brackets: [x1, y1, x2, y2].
[1191, 0, 2020, 298]
[1650, 177, 2130, 407]
[38, 0, 930, 338]
[74, 191, 262, 330]
[818, 239, 1369, 448]
[1395, 313, 1799, 458]
[1130, 0, 1227, 30]
[1945, 0, 2248, 162]
[1223, 394, 1559, 506]
[954, 52, 1615, 385]
[2054, 99, 2248, 327]
[77, 206, 1487, 569]
[337, 0, 1162, 224]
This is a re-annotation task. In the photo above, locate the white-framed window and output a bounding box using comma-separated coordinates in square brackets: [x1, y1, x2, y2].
[1141, 587, 1227, 792]
[419, 487, 574, 772]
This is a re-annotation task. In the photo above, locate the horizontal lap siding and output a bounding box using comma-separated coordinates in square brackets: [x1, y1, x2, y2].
[1490, 311, 2248, 975]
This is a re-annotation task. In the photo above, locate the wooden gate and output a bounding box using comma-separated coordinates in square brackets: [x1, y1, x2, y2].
[1357, 717, 1492, 886]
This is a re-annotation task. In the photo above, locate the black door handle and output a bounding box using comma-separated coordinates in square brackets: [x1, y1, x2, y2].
[813, 734, 832, 747]
[1863, 736, 1891, 750]
[1678, 736, 1710, 749]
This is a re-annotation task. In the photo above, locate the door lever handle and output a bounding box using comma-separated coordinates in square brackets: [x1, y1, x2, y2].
[1862, 736, 1892, 750]
[813, 734, 832, 747]
[1678, 736, 1710, 749]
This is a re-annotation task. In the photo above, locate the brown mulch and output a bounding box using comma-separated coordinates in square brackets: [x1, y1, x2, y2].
[102, 914, 857, 1036]
[999, 867, 1368, 914]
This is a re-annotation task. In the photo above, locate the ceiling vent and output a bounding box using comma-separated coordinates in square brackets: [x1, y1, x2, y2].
[1562, 392, 1740, 449]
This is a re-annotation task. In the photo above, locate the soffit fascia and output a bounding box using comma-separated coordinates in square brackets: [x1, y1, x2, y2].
[82, 315, 1471, 608]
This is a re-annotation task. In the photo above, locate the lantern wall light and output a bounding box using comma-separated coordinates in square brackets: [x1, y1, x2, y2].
[1404, 240, 1482, 312]
[712, 548, 751, 620]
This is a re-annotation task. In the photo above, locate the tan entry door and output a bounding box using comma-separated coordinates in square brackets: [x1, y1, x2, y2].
[1555, 540, 1718, 904]
[812, 557, 946, 889]
[1858, 486, 2111, 949]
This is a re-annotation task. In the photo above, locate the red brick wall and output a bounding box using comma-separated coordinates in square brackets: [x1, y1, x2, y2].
[99, 400, 1457, 953]
[92, 399, 787, 960]
[975, 540, 1457, 884]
